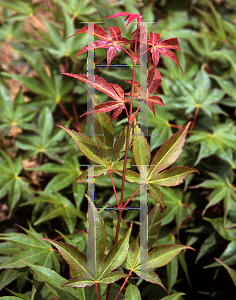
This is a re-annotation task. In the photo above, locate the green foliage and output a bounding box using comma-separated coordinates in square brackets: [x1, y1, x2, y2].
[0, 0, 236, 299]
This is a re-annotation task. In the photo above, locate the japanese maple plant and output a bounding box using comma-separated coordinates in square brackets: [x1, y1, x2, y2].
[43, 12, 198, 300]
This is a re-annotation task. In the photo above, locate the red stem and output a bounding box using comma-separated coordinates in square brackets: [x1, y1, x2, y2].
[137, 47, 153, 60]
[190, 105, 199, 130]
[95, 282, 100, 300]
[114, 269, 133, 300]
[130, 98, 146, 123]
[122, 184, 146, 209]
[120, 44, 134, 60]
[71, 101, 80, 130]
[168, 123, 183, 129]
[57, 101, 79, 131]
[109, 169, 120, 208]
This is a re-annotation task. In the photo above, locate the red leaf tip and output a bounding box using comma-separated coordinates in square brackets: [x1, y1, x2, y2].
[106, 12, 142, 28]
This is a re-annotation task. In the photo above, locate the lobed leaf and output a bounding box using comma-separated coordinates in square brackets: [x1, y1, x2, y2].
[148, 122, 191, 179]
[56, 125, 103, 165]
[42, 240, 91, 278]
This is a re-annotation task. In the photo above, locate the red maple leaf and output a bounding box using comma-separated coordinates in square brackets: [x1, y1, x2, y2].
[147, 31, 183, 74]
[67, 24, 129, 69]
[62, 73, 129, 122]
[106, 12, 142, 29]
[124, 68, 164, 117]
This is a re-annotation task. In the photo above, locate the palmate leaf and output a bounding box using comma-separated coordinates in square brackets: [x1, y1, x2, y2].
[131, 244, 193, 290]
[62, 73, 129, 121]
[190, 172, 236, 226]
[56, 111, 133, 180]
[68, 24, 129, 69]
[158, 186, 193, 234]
[0, 0, 38, 17]
[20, 262, 84, 300]
[106, 12, 142, 29]
[33, 9, 88, 59]
[44, 195, 132, 289]
[122, 220, 192, 289]
[0, 223, 60, 272]
[120, 203, 191, 290]
[0, 85, 36, 136]
[203, 217, 236, 241]
[16, 107, 67, 163]
[114, 122, 198, 208]
[54, 0, 97, 20]
[0, 150, 33, 217]
[147, 31, 182, 73]
[1, 43, 73, 109]
[25, 191, 86, 234]
[174, 67, 226, 120]
[27, 152, 83, 193]
[187, 122, 236, 166]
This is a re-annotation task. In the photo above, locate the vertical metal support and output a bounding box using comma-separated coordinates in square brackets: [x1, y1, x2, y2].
[140, 165, 148, 279]
[87, 166, 95, 278]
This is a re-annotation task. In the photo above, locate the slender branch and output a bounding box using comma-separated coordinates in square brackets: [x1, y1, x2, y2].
[71, 13, 77, 23]
[0, 140, 14, 159]
[11, 128, 16, 158]
[38, 151, 43, 166]
[95, 282, 100, 300]
[137, 47, 153, 60]
[22, 168, 41, 187]
[114, 269, 133, 300]
[109, 169, 120, 208]
[122, 184, 146, 209]
[190, 105, 199, 130]
[130, 98, 146, 123]
[124, 104, 130, 121]
[167, 123, 183, 129]
[71, 101, 80, 129]
[119, 44, 134, 60]
[57, 100, 79, 131]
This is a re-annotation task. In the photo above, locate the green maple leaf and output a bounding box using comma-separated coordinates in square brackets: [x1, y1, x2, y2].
[191, 172, 236, 226]
[57, 110, 134, 180]
[19, 262, 85, 300]
[27, 151, 83, 193]
[1, 43, 73, 109]
[16, 107, 68, 163]
[175, 67, 225, 118]
[0, 85, 36, 137]
[114, 122, 198, 208]
[187, 122, 236, 166]
[0, 223, 60, 271]
[120, 203, 193, 290]
[24, 191, 86, 234]
[44, 195, 132, 288]
[0, 150, 33, 217]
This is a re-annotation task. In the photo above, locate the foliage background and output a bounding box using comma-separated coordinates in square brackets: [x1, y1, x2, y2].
[0, 0, 236, 299]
